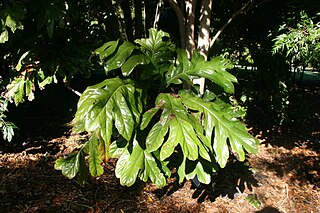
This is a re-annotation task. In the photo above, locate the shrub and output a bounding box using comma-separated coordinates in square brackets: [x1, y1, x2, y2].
[55, 29, 258, 187]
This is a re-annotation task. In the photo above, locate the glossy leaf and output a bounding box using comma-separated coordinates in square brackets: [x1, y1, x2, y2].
[55, 146, 88, 180]
[166, 50, 236, 93]
[115, 139, 145, 187]
[135, 28, 170, 53]
[104, 41, 136, 73]
[141, 151, 167, 187]
[0, 29, 9, 43]
[121, 54, 149, 76]
[88, 135, 104, 176]
[56, 28, 258, 188]
[143, 93, 210, 162]
[185, 161, 211, 184]
[179, 91, 259, 167]
[73, 77, 142, 142]
[95, 40, 119, 61]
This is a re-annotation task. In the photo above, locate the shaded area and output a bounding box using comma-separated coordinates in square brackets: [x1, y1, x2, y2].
[0, 150, 143, 212]
[191, 159, 259, 203]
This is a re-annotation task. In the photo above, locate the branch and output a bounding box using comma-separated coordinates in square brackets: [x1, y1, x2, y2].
[166, 0, 186, 49]
[210, 0, 255, 48]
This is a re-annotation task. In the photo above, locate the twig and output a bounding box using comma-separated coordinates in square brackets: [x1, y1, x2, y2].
[278, 184, 289, 209]
[66, 86, 82, 97]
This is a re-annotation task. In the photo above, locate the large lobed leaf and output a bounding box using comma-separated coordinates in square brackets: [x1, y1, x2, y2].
[140, 91, 258, 184]
[179, 91, 259, 167]
[166, 50, 237, 93]
[115, 137, 168, 187]
[143, 93, 211, 162]
[73, 77, 142, 143]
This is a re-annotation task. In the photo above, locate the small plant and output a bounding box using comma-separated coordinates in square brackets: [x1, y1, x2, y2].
[273, 11, 320, 80]
[55, 29, 258, 187]
[0, 97, 16, 142]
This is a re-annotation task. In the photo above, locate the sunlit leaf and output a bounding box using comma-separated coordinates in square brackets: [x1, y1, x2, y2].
[74, 77, 142, 141]
[179, 91, 259, 167]
[88, 135, 104, 176]
[0, 29, 9, 43]
[104, 41, 136, 73]
[115, 139, 144, 187]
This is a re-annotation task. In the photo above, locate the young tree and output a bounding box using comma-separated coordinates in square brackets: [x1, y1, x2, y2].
[55, 1, 260, 187]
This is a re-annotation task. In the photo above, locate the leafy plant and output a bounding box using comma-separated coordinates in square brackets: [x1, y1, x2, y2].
[273, 11, 320, 71]
[0, 1, 26, 43]
[55, 29, 258, 187]
[0, 97, 16, 142]
[4, 51, 57, 106]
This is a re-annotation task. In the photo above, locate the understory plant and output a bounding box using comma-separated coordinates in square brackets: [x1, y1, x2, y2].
[55, 29, 259, 187]
[0, 97, 16, 142]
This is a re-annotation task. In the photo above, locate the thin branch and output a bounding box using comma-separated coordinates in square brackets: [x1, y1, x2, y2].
[153, 0, 163, 28]
[210, 0, 255, 48]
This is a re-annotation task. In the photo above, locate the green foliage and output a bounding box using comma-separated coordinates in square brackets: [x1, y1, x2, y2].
[245, 194, 261, 209]
[0, 0, 115, 108]
[55, 29, 258, 187]
[0, 1, 26, 43]
[273, 11, 320, 69]
[4, 51, 57, 106]
[0, 98, 16, 142]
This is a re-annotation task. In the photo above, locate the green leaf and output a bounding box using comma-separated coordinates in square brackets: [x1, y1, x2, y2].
[1, 122, 16, 142]
[145, 109, 170, 152]
[5, 77, 25, 106]
[160, 118, 180, 160]
[0, 29, 9, 43]
[177, 156, 187, 183]
[121, 54, 149, 76]
[166, 49, 193, 87]
[25, 79, 35, 101]
[110, 138, 128, 158]
[104, 41, 136, 73]
[135, 28, 170, 52]
[88, 135, 104, 176]
[179, 91, 259, 168]
[185, 161, 211, 184]
[166, 51, 236, 94]
[55, 147, 88, 180]
[115, 139, 145, 187]
[5, 15, 19, 33]
[140, 151, 167, 187]
[140, 107, 160, 130]
[74, 77, 142, 141]
[95, 40, 119, 61]
[16, 51, 30, 71]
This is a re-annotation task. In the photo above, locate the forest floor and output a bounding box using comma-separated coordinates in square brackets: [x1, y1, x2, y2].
[0, 84, 319, 213]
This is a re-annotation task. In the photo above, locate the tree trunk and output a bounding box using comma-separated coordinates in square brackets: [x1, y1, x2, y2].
[134, 0, 143, 39]
[166, 0, 186, 49]
[145, 1, 157, 36]
[197, 0, 212, 59]
[186, 0, 197, 55]
[195, 0, 212, 94]
[120, 0, 134, 42]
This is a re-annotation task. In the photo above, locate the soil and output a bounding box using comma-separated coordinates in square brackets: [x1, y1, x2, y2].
[0, 84, 319, 213]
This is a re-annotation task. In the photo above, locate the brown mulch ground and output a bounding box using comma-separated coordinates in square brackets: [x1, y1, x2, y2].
[0, 85, 319, 213]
